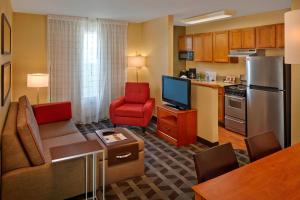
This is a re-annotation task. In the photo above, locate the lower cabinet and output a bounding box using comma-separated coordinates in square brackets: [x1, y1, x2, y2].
[218, 87, 225, 124]
[157, 105, 197, 147]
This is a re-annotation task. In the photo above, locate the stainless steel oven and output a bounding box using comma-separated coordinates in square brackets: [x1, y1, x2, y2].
[224, 85, 247, 135]
[225, 95, 246, 120]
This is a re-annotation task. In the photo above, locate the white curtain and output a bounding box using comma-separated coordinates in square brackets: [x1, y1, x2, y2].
[48, 15, 127, 123]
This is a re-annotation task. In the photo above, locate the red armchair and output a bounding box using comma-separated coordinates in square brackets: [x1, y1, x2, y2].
[110, 82, 155, 130]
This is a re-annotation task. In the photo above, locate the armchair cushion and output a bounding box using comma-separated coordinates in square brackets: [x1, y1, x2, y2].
[115, 104, 144, 118]
[125, 82, 150, 104]
[33, 102, 72, 125]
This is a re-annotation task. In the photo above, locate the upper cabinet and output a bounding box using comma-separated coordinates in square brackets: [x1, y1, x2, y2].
[193, 33, 213, 62]
[213, 31, 230, 63]
[178, 35, 193, 51]
[256, 25, 276, 48]
[230, 28, 256, 49]
[276, 23, 284, 48]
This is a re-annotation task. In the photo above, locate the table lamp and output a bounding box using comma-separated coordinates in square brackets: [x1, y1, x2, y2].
[128, 55, 146, 82]
[27, 73, 49, 104]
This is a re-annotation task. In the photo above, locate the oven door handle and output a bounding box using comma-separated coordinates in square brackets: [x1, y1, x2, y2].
[225, 95, 245, 101]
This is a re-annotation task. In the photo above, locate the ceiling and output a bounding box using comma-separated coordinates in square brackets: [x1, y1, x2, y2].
[12, 0, 291, 25]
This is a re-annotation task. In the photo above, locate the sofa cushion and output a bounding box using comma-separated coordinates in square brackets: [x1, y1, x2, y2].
[115, 103, 144, 118]
[42, 132, 86, 162]
[2, 103, 31, 173]
[19, 95, 35, 116]
[17, 100, 45, 166]
[39, 120, 79, 139]
[125, 82, 150, 104]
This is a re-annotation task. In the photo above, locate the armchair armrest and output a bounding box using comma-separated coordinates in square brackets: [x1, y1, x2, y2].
[109, 96, 125, 113]
[32, 102, 72, 125]
[143, 98, 155, 122]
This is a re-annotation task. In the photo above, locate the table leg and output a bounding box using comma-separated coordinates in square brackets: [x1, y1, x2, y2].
[86, 155, 88, 200]
[93, 153, 96, 199]
[102, 151, 105, 200]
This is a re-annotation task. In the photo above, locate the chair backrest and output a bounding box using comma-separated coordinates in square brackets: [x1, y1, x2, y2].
[125, 82, 150, 104]
[193, 143, 239, 183]
[245, 132, 282, 162]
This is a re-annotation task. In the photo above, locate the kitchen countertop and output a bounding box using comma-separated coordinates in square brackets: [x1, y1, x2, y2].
[191, 80, 235, 88]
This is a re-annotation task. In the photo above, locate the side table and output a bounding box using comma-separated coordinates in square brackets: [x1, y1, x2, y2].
[50, 140, 105, 200]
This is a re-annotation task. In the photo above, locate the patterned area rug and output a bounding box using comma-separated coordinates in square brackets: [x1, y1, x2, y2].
[75, 120, 249, 200]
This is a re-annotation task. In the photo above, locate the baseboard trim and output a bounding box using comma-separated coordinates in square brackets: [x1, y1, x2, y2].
[197, 136, 219, 147]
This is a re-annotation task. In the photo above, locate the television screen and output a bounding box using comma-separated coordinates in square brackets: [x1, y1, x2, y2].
[162, 76, 191, 110]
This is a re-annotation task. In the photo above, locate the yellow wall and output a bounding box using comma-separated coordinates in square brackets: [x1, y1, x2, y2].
[0, 0, 13, 132]
[140, 16, 173, 108]
[173, 26, 186, 76]
[12, 13, 47, 104]
[127, 23, 143, 82]
[185, 9, 288, 77]
[291, 0, 300, 144]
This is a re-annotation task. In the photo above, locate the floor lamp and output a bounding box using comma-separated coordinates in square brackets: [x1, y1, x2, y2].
[27, 73, 49, 104]
[285, 9, 300, 64]
[128, 55, 146, 82]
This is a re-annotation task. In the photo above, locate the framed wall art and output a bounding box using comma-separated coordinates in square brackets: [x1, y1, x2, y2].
[1, 13, 11, 55]
[1, 62, 11, 106]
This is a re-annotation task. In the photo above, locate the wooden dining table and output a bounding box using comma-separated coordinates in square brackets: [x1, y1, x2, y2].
[193, 143, 300, 200]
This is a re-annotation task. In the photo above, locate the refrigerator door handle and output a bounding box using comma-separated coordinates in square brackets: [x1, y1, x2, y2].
[249, 85, 284, 92]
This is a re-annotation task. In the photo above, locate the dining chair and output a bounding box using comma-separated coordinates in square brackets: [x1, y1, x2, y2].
[244, 132, 282, 162]
[193, 143, 239, 183]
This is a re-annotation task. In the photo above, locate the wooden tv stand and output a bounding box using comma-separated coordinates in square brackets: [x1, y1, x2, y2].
[156, 105, 197, 147]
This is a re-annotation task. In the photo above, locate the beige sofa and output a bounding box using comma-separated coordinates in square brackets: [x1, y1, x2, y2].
[1, 96, 144, 200]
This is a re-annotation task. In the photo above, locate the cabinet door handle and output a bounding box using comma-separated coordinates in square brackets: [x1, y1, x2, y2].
[116, 153, 132, 159]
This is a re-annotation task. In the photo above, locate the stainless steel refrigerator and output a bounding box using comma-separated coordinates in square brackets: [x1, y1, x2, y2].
[246, 56, 291, 148]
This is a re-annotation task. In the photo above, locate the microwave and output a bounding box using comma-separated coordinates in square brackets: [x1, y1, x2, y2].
[178, 51, 194, 61]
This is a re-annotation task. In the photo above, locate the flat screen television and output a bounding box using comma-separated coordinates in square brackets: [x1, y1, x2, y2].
[162, 75, 191, 110]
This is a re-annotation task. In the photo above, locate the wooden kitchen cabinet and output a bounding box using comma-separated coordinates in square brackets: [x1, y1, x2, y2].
[242, 28, 256, 49]
[276, 23, 284, 48]
[193, 33, 213, 62]
[230, 28, 256, 49]
[214, 31, 230, 63]
[229, 29, 242, 49]
[178, 35, 193, 51]
[218, 87, 225, 124]
[256, 25, 276, 48]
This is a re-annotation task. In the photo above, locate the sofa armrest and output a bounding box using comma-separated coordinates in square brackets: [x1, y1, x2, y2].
[143, 98, 155, 122]
[32, 102, 72, 125]
[109, 96, 125, 113]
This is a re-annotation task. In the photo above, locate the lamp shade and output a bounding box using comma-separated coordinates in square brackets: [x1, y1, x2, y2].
[27, 73, 49, 88]
[285, 9, 300, 64]
[128, 55, 146, 68]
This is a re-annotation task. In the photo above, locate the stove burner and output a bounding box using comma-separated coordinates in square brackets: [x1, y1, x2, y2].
[224, 84, 247, 97]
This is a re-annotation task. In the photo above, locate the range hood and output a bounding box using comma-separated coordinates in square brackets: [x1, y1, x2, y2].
[228, 49, 265, 57]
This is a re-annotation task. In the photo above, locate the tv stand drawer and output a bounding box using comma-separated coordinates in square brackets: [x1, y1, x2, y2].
[156, 105, 197, 147]
[157, 121, 178, 139]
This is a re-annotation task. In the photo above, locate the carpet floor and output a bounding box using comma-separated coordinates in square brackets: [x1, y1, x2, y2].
[75, 120, 249, 200]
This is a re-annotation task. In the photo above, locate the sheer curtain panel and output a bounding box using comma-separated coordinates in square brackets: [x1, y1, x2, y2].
[48, 15, 127, 123]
